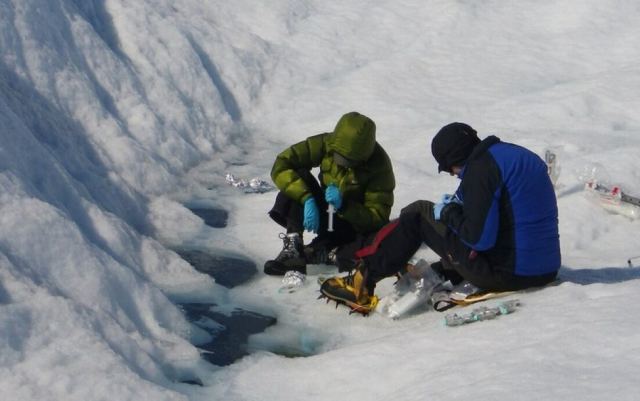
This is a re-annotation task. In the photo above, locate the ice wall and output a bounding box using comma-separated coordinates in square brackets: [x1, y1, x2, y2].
[0, 0, 270, 398]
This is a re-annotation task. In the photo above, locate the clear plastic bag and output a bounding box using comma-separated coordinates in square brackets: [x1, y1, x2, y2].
[579, 164, 640, 219]
[386, 259, 445, 319]
[544, 148, 561, 188]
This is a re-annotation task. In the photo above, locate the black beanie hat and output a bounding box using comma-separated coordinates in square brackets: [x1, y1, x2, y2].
[431, 122, 480, 173]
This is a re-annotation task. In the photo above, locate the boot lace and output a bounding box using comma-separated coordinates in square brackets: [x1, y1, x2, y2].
[276, 233, 300, 261]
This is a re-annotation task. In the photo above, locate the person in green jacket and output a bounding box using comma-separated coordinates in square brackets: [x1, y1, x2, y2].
[264, 112, 396, 275]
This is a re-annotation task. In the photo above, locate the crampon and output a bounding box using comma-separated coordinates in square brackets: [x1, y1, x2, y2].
[318, 270, 378, 316]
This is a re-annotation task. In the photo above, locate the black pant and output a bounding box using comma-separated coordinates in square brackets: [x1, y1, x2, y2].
[362, 200, 556, 292]
[268, 170, 360, 269]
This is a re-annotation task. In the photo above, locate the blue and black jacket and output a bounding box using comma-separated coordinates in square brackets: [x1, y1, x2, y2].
[441, 136, 561, 278]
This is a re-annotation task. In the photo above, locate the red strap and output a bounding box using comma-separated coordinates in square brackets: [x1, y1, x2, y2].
[354, 220, 400, 259]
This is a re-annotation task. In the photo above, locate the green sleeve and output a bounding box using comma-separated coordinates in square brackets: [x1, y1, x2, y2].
[270, 134, 326, 203]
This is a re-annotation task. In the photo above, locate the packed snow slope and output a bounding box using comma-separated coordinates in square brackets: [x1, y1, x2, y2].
[1, 1, 640, 400]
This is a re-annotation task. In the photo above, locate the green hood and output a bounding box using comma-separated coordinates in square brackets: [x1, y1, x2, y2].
[329, 112, 376, 162]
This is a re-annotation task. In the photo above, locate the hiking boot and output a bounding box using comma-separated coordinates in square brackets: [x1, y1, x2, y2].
[264, 233, 307, 275]
[304, 244, 337, 265]
[320, 264, 378, 315]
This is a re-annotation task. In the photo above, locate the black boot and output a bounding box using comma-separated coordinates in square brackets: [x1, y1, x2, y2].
[264, 233, 306, 275]
[304, 244, 337, 265]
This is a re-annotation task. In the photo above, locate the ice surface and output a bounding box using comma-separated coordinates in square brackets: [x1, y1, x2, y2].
[1, 1, 640, 401]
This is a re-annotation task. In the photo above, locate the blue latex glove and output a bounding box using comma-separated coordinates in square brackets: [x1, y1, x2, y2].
[325, 184, 343, 210]
[441, 193, 461, 205]
[303, 197, 320, 233]
[433, 201, 446, 221]
[433, 194, 460, 220]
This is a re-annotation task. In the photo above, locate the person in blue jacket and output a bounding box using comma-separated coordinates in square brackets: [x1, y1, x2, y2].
[320, 122, 561, 310]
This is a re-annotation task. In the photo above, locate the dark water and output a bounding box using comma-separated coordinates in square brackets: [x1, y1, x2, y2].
[175, 229, 275, 368]
[176, 249, 257, 288]
[174, 208, 318, 375]
[180, 303, 277, 366]
[189, 207, 229, 228]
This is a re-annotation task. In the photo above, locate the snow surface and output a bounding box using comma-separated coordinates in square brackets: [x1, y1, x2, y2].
[1, 0, 640, 400]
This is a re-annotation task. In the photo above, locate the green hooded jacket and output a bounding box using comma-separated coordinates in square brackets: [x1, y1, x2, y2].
[271, 112, 395, 233]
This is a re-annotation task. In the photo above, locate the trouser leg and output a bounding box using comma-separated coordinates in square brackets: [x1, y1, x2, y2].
[269, 191, 304, 233]
[342, 199, 557, 292]
[402, 201, 534, 290]
[268, 169, 357, 246]
[267, 169, 324, 234]
[453, 252, 557, 291]
[360, 200, 448, 287]
[394, 201, 539, 290]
